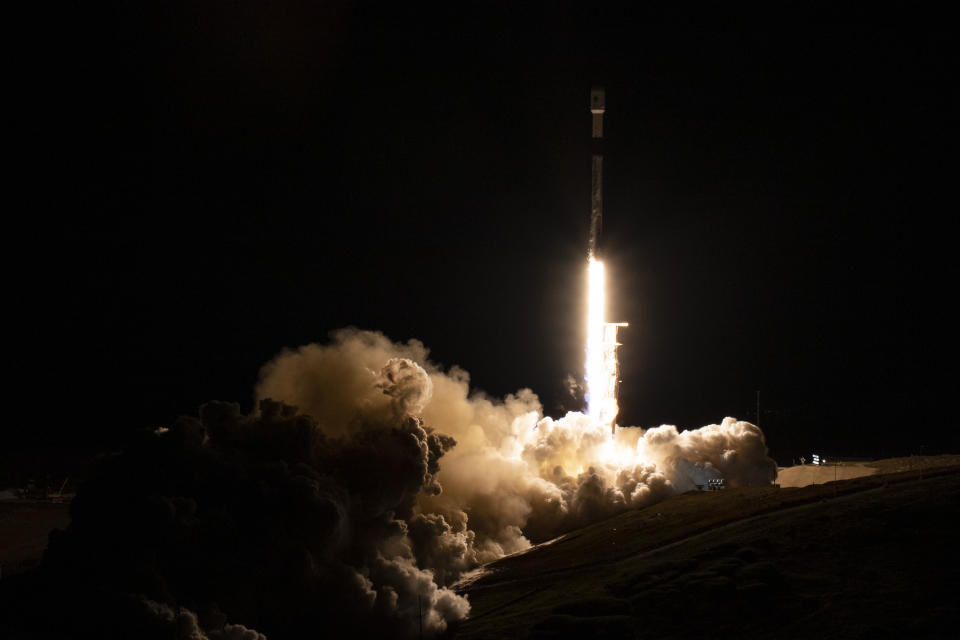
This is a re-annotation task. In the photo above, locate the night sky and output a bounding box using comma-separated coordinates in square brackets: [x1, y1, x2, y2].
[21, 5, 956, 463]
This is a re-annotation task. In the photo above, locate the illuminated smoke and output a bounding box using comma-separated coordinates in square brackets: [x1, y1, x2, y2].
[257, 329, 778, 577]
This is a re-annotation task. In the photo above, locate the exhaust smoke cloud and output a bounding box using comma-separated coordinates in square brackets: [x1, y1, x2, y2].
[33, 328, 776, 639]
[258, 329, 776, 599]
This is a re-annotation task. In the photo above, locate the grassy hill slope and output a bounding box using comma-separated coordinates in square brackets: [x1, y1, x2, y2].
[457, 463, 960, 639]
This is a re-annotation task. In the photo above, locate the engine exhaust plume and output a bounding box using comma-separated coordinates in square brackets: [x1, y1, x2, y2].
[584, 260, 627, 434]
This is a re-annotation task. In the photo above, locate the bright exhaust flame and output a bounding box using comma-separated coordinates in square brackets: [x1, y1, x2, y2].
[585, 257, 626, 433]
[585, 258, 606, 422]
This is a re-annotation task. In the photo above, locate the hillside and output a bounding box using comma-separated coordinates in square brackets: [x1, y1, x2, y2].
[0, 501, 70, 578]
[3, 458, 959, 638]
[456, 462, 960, 639]
[776, 455, 959, 488]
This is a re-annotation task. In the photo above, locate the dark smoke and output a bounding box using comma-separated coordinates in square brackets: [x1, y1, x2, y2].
[3, 391, 466, 638]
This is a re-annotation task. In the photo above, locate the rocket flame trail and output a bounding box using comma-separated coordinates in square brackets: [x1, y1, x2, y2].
[585, 257, 627, 433]
[585, 257, 606, 422]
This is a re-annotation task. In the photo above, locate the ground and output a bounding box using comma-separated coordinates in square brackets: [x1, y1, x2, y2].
[0, 501, 70, 578]
[455, 457, 960, 639]
[775, 455, 956, 487]
[2, 457, 959, 637]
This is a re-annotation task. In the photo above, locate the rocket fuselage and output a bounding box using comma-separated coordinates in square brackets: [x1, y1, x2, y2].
[589, 87, 605, 258]
[586, 87, 625, 436]
[590, 154, 602, 257]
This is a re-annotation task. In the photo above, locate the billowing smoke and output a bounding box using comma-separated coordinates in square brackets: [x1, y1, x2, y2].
[254, 329, 777, 583]
[19, 328, 776, 639]
[29, 352, 466, 638]
[127, 598, 267, 640]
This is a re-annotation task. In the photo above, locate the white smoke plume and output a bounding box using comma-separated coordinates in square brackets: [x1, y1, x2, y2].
[254, 328, 778, 589]
[376, 356, 434, 418]
[16, 327, 777, 640]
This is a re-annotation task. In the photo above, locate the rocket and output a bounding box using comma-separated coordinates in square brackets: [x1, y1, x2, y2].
[585, 86, 626, 435]
[589, 86, 605, 258]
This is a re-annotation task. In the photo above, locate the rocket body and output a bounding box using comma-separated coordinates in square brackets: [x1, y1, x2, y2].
[584, 86, 625, 435]
[589, 87, 605, 258]
[590, 155, 602, 257]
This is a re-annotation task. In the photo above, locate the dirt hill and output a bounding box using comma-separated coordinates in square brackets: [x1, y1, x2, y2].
[456, 461, 960, 639]
[776, 455, 959, 488]
[0, 501, 70, 578]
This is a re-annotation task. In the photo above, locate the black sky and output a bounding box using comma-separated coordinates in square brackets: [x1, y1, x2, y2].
[19, 5, 957, 462]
